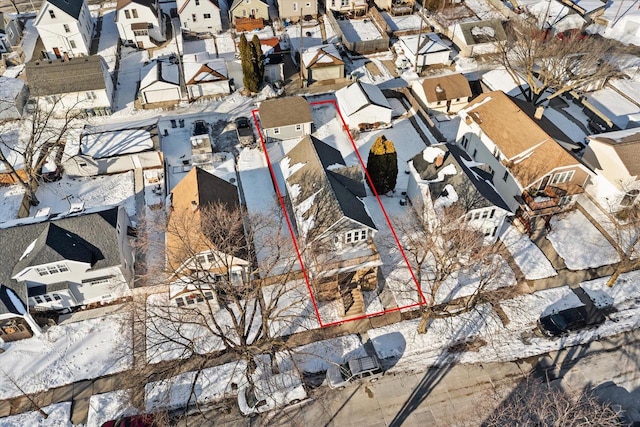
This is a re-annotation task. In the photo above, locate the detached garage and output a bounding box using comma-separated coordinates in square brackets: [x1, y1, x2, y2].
[335, 81, 392, 130]
[139, 60, 182, 106]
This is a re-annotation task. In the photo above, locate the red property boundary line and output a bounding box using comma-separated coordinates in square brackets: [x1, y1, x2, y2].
[251, 100, 427, 327]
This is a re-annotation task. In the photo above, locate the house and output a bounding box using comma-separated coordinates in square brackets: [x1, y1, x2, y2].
[398, 33, 451, 70]
[0, 205, 135, 313]
[335, 81, 392, 130]
[166, 166, 245, 276]
[183, 52, 230, 100]
[0, 76, 28, 121]
[452, 20, 507, 57]
[0, 12, 22, 53]
[325, 0, 368, 14]
[34, 0, 94, 59]
[177, 0, 222, 34]
[456, 91, 591, 232]
[407, 144, 511, 244]
[115, 0, 167, 49]
[280, 134, 380, 318]
[25, 55, 114, 116]
[259, 97, 313, 142]
[582, 129, 640, 212]
[63, 118, 163, 177]
[139, 58, 182, 106]
[278, 0, 318, 22]
[229, 0, 269, 26]
[301, 44, 344, 84]
[0, 285, 42, 343]
[411, 73, 472, 114]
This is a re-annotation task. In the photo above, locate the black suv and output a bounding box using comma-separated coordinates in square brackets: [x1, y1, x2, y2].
[538, 306, 605, 337]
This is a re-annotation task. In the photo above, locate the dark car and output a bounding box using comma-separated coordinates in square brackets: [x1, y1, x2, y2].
[538, 306, 604, 337]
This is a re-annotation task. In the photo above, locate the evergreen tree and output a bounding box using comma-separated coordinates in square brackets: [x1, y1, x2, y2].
[366, 135, 398, 195]
[239, 34, 258, 93]
[251, 35, 265, 84]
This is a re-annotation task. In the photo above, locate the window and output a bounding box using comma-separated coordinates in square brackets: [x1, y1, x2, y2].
[621, 190, 639, 207]
[560, 195, 573, 205]
[36, 263, 68, 276]
[70, 40, 77, 49]
[484, 227, 497, 237]
[473, 211, 480, 220]
[551, 170, 574, 184]
[192, 13, 197, 21]
[295, 124, 302, 131]
[502, 170, 508, 182]
[204, 13, 211, 18]
[196, 254, 208, 264]
[341, 0, 349, 6]
[273, 127, 280, 135]
[345, 229, 368, 243]
[489, 209, 495, 219]
[133, 29, 148, 36]
[472, 149, 477, 159]
[306, 2, 311, 6]
[492, 147, 500, 161]
[196, 0, 200, 4]
[132, 9, 138, 18]
[462, 136, 469, 149]
[36, 267, 49, 276]
[63, 24, 70, 33]
[49, 9, 56, 18]
[124, 9, 131, 19]
[293, 2, 298, 11]
[481, 210, 489, 219]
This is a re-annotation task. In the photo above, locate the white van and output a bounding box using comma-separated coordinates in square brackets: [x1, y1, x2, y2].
[237, 371, 307, 417]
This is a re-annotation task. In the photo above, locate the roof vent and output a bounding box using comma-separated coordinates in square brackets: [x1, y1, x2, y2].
[69, 201, 85, 214]
[35, 207, 51, 218]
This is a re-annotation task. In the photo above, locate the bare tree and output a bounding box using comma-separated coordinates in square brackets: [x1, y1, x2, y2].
[0, 98, 83, 206]
[128, 201, 315, 417]
[393, 204, 512, 334]
[482, 375, 620, 426]
[493, 18, 623, 106]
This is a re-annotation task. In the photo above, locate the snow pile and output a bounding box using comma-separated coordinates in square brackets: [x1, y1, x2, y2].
[278, 334, 367, 373]
[501, 225, 557, 280]
[471, 25, 495, 38]
[87, 390, 138, 427]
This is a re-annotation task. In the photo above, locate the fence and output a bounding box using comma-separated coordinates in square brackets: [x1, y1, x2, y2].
[325, 11, 390, 55]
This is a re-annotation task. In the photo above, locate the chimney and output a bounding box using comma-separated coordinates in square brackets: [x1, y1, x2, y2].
[534, 105, 544, 120]
[435, 153, 444, 168]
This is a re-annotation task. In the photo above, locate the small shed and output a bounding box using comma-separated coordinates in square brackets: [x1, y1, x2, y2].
[452, 20, 507, 57]
[301, 44, 344, 83]
[399, 33, 451, 70]
[0, 76, 28, 121]
[183, 52, 230, 100]
[335, 81, 392, 129]
[412, 73, 472, 114]
[139, 59, 182, 105]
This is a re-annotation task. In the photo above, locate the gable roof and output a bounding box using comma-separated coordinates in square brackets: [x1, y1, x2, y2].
[461, 91, 580, 187]
[589, 128, 640, 176]
[282, 135, 375, 242]
[419, 74, 472, 103]
[25, 56, 107, 97]
[183, 54, 228, 85]
[458, 20, 507, 46]
[259, 96, 313, 129]
[399, 32, 451, 55]
[411, 144, 511, 212]
[0, 206, 125, 303]
[46, 0, 84, 19]
[302, 44, 343, 68]
[335, 81, 392, 117]
[229, 0, 268, 11]
[117, 0, 156, 11]
[177, 0, 220, 13]
[140, 59, 181, 90]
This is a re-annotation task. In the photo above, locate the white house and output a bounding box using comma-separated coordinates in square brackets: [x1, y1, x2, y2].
[407, 144, 511, 244]
[139, 58, 182, 105]
[183, 52, 230, 100]
[335, 81, 392, 129]
[399, 33, 451, 70]
[0, 205, 134, 314]
[34, 0, 94, 60]
[582, 129, 640, 211]
[115, 0, 167, 49]
[0, 76, 28, 121]
[456, 91, 591, 232]
[411, 73, 472, 114]
[177, 0, 222, 34]
[25, 55, 114, 116]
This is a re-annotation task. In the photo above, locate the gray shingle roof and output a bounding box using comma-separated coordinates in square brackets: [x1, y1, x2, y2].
[0, 207, 124, 303]
[259, 97, 313, 129]
[0, 285, 26, 316]
[26, 56, 107, 97]
[48, 0, 84, 19]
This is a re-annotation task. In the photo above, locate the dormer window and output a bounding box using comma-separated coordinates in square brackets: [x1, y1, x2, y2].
[49, 10, 56, 18]
[36, 263, 69, 276]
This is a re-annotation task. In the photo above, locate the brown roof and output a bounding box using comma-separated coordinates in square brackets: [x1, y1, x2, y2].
[463, 91, 580, 187]
[166, 167, 240, 270]
[421, 74, 472, 102]
[259, 97, 313, 129]
[177, 0, 220, 14]
[591, 130, 640, 176]
[116, 0, 155, 10]
[25, 56, 107, 97]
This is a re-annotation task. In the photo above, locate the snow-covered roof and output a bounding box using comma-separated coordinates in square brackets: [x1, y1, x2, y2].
[81, 129, 155, 159]
[335, 81, 391, 117]
[481, 68, 528, 97]
[301, 44, 343, 68]
[183, 53, 228, 84]
[457, 20, 507, 46]
[0, 76, 25, 100]
[607, 78, 640, 108]
[140, 59, 181, 90]
[583, 87, 640, 129]
[560, 0, 606, 15]
[527, 0, 586, 31]
[399, 33, 450, 55]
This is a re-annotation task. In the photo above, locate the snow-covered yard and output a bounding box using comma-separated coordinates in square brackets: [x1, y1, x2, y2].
[87, 390, 137, 427]
[382, 12, 422, 33]
[97, 10, 120, 74]
[501, 225, 557, 280]
[0, 402, 72, 427]
[337, 18, 383, 42]
[0, 314, 132, 400]
[547, 209, 620, 270]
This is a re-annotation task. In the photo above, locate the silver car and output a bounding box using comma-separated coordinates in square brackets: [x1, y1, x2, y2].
[326, 356, 384, 389]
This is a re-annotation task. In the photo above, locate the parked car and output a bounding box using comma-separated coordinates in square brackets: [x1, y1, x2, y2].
[235, 116, 255, 146]
[538, 306, 604, 337]
[237, 371, 307, 417]
[326, 355, 384, 389]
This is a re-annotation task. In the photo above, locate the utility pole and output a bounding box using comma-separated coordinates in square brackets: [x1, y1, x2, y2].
[299, 8, 304, 88]
[414, 10, 424, 73]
